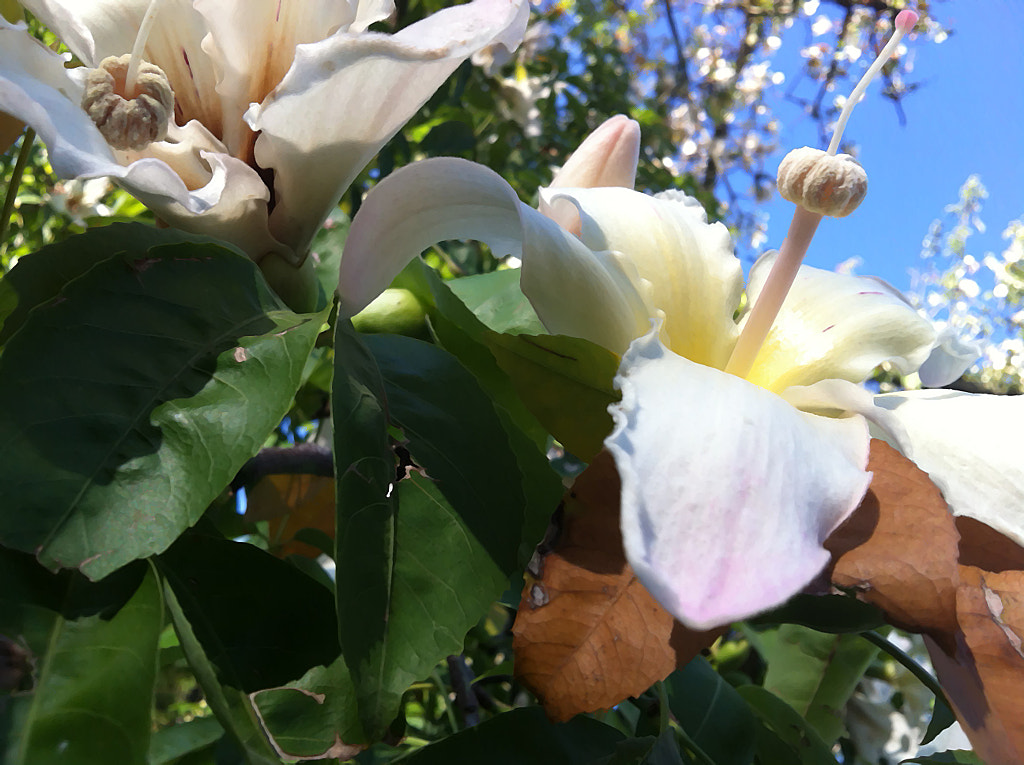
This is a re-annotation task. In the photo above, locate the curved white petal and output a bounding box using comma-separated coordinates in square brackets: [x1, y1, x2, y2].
[0, 23, 209, 214]
[917, 327, 980, 387]
[195, 0, 356, 158]
[20, 0, 147, 65]
[337, 158, 650, 352]
[350, 0, 396, 33]
[744, 252, 939, 392]
[136, 150, 283, 261]
[540, 115, 640, 234]
[539, 188, 742, 368]
[874, 390, 1024, 548]
[248, 0, 528, 257]
[607, 329, 871, 629]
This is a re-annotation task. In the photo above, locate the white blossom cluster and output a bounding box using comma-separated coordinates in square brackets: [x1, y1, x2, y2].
[910, 176, 1024, 393]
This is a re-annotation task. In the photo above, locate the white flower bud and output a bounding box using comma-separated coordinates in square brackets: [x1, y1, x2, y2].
[81, 54, 174, 151]
[777, 146, 867, 218]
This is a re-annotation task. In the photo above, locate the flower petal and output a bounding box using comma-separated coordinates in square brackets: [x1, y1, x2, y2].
[337, 157, 650, 352]
[194, 0, 358, 159]
[540, 115, 640, 234]
[607, 328, 871, 629]
[744, 252, 940, 391]
[874, 390, 1024, 548]
[248, 0, 529, 257]
[539, 188, 742, 368]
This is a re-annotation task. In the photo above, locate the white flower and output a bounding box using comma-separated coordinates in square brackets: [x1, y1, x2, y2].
[333, 111, 994, 629]
[0, 0, 528, 263]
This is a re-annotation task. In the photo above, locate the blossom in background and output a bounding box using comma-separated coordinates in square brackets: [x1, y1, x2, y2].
[0, 0, 528, 263]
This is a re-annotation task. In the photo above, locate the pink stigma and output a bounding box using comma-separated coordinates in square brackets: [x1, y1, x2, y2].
[896, 10, 919, 33]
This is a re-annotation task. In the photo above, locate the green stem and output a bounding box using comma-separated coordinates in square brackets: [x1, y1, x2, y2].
[432, 667, 459, 734]
[656, 680, 670, 734]
[859, 630, 952, 710]
[1, 128, 35, 261]
[657, 680, 717, 765]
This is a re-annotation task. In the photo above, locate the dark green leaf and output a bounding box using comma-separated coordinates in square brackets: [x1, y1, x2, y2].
[757, 626, 877, 745]
[403, 707, 625, 764]
[333, 326, 559, 737]
[0, 234, 328, 579]
[902, 752, 984, 764]
[148, 717, 224, 765]
[157, 532, 339, 693]
[921, 697, 957, 746]
[2, 565, 163, 765]
[162, 580, 280, 765]
[750, 594, 886, 633]
[0, 223, 233, 345]
[666, 657, 756, 765]
[250, 659, 364, 760]
[737, 686, 839, 765]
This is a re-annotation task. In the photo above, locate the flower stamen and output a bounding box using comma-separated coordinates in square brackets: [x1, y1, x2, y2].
[724, 8, 920, 380]
[80, 0, 174, 151]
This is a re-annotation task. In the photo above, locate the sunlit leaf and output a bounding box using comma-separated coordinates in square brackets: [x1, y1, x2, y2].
[0, 230, 328, 579]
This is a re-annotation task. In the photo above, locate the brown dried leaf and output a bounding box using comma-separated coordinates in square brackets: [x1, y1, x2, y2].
[512, 451, 717, 722]
[927, 565, 1024, 765]
[826, 439, 960, 647]
[957, 517, 1024, 573]
[245, 474, 335, 558]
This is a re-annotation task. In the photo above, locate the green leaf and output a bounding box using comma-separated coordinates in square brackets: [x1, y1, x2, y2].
[333, 326, 559, 738]
[446, 268, 546, 336]
[757, 625, 877, 745]
[308, 207, 350, 305]
[148, 717, 224, 765]
[403, 707, 625, 764]
[597, 733, 692, 765]
[0, 223, 233, 346]
[162, 580, 280, 765]
[666, 657, 756, 765]
[902, 752, 985, 764]
[0, 233, 328, 579]
[2, 564, 163, 765]
[157, 532, 339, 693]
[750, 594, 886, 634]
[921, 698, 958, 746]
[399, 260, 620, 459]
[249, 659, 364, 761]
[482, 331, 620, 460]
[737, 686, 839, 765]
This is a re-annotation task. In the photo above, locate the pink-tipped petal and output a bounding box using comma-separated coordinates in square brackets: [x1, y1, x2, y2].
[541, 115, 641, 233]
[607, 327, 871, 630]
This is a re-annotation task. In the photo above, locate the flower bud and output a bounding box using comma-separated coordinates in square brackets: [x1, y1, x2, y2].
[81, 54, 174, 151]
[777, 146, 867, 218]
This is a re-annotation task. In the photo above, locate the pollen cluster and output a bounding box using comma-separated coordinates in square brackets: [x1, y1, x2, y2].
[81, 54, 174, 151]
[777, 146, 868, 218]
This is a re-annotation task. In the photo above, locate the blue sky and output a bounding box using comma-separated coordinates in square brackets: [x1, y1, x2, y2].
[758, 0, 1023, 292]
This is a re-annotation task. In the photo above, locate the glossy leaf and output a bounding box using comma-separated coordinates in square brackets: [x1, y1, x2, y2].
[758, 625, 877, 745]
[2, 565, 162, 765]
[0, 233, 328, 579]
[403, 707, 625, 764]
[148, 717, 224, 765]
[157, 532, 339, 693]
[666, 657, 757, 765]
[446, 267, 546, 336]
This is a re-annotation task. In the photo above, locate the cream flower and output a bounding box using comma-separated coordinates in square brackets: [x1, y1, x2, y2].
[0, 0, 528, 263]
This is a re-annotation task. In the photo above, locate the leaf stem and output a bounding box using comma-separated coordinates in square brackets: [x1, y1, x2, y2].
[1, 127, 35, 262]
[432, 667, 460, 734]
[859, 630, 952, 709]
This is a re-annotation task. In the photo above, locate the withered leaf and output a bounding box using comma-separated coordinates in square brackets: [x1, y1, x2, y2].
[512, 451, 716, 722]
[927, 566, 1024, 765]
[827, 439, 960, 647]
[245, 474, 335, 558]
[956, 517, 1024, 574]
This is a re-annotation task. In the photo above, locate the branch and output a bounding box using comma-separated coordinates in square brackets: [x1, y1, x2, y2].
[232, 443, 334, 489]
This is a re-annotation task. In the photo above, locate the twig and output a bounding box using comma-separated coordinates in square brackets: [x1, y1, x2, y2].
[446, 655, 481, 728]
[232, 443, 334, 489]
